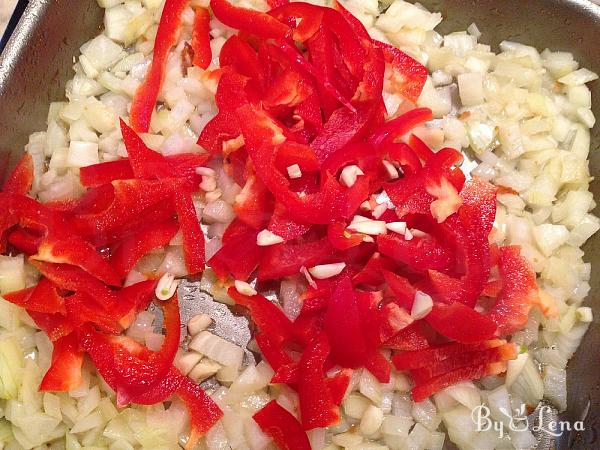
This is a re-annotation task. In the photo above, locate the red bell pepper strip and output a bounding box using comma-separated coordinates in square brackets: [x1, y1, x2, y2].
[487, 246, 539, 336]
[72, 179, 177, 237]
[425, 302, 498, 344]
[234, 176, 273, 229]
[392, 339, 506, 371]
[325, 277, 368, 368]
[327, 222, 364, 250]
[219, 35, 263, 85]
[298, 333, 340, 429]
[192, 7, 212, 70]
[176, 374, 224, 449]
[256, 332, 295, 374]
[382, 323, 430, 351]
[129, 0, 188, 132]
[79, 159, 134, 187]
[327, 369, 352, 406]
[228, 287, 294, 341]
[29, 311, 76, 342]
[268, 204, 311, 241]
[383, 270, 416, 309]
[2, 153, 33, 195]
[209, 226, 262, 281]
[3, 278, 66, 314]
[210, 0, 290, 39]
[32, 236, 121, 286]
[80, 293, 180, 406]
[373, 40, 428, 103]
[257, 237, 334, 281]
[378, 302, 414, 344]
[110, 218, 179, 278]
[174, 189, 205, 275]
[377, 233, 454, 273]
[411, 361, 509, 402]
[253, 400, 311, 450]
[269, 2, 324, 43]
[369, 107, 432, 148]
[352, 253, 397, 287]
[408, 133, 434, 162]
[39, 333, 84, 392]
[410, 343, 517, 385]
[7, 228, 42, 254]
[30, 261, 118, 307]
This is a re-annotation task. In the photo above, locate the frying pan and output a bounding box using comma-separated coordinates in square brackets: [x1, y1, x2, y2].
[0, 1, 598, 448]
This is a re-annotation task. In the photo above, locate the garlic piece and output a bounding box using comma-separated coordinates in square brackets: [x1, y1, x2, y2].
[411, 291, 433, 319]
[155, 272, 178, 301]
[340, 165, 364, 188]
[256, 229, 285, 246]
[308, 263, 346, 280]
[386, 221, 407, 234]
[188, 314, 213, 336]
[286, 164, 302, 179]
[234, 280, 257, 296]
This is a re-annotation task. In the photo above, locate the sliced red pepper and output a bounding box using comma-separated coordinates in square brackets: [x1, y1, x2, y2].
[412, 361, 509, 402]
[192, 7, 212, 69]
[352, 253, 397, 287]
[39, 333, 84, 392]
[383, 323, 430, 351]
[378, 302, 414, 344]
[72, 179, 176, 237]
[174, 189, 205, 275]
[325, 277, 368, 368]
[7, 228, 42, 254]
[234, 175, 273, 229]
[408, 134, 434, 162]
[228, 287, 294, 341]
[298, 333, 340, 429]
[392, 339, 506, 371]
[32, 236, 121, 286]
[425, 302, 498, 344]
[327, 221, 364, 250]
[129, 0, 188, 132]
[80, 293, 180, 405]
[487, 245, 539, 336]
[209, 226, 261, 280]
[210, 0, 290, 39]
[410, 343, 517, 385]
[373, 40, 428, 103]
[257, 237, 334, 281]
[327, 369, 352, 406]
[176, 374, 224, 449]
[79, 159, 134, 187]
[383, 270, 416, 309]
[268, 204, 311, 241]
[269, 2, 324, 43]
[110, 218, 179, 278]
[2, 153, 33, 195]
[253, 400, 311, 450]
[30, 261, 118, 307]
[369, 107, 432, 148]
[377, 232, 454, 273]
[29, 311, 75, 342]
[219, 35, 263, 85]
[256, 332, 295, 374]
[3, 278, 66, 314]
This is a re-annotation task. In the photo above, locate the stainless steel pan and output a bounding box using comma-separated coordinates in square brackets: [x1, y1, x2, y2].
[0, 1, 598, 448]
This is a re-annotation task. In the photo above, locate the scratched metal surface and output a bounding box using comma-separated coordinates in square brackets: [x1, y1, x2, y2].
[0, 1, 599, 449]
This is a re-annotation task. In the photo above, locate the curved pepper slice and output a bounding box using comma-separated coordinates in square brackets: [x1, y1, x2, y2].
[2, 153, 34, 195]
[192, 7, 212, 69]
[3, 278, 66, 315]
[29, 311, 76, 342]
[209, 225, 261, 281]
[487, 245, 539, 336]
[257, 237, 334, 281]
[268, 204, 311, 241]
[80, 292, 180, 406]
[79, 159, 134, 187]
[377, 233, 454, 273]
[110, 218, 179, 279]
[369, 107, 432, 148]
[7, 228, 42, 254]
[411, 361, 509, 402]
[32, 236, 121, 287]
[425, 302, 498, 344]
[228, 287, 294, 341]
[210, 0, 290, 39]
[253, 400, 311, 450]
[39, 333, 84, 392]
[129, 0, 188, 132]
[174, 188, 205, 275]
[298, 333, 340, 430]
